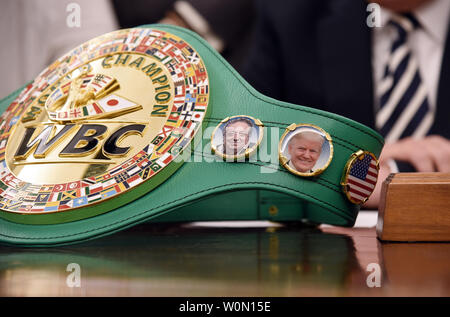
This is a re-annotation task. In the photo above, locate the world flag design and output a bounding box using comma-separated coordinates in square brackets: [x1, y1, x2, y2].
[0, 28, 209, 216]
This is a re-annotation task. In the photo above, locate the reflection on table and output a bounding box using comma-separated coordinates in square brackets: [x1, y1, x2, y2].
[0, 222, 448, 296]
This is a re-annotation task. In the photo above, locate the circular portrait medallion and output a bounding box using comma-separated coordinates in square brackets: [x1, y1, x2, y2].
[279, 124, 333, 177]
[211, 115, 263, 160]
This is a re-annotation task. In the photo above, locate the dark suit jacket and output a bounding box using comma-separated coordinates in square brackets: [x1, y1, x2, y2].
[242, 0, 450, 139]
[111, 0, 256, 72]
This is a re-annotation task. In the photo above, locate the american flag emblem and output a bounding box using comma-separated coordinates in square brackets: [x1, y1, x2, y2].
[344, 152, 378, 204]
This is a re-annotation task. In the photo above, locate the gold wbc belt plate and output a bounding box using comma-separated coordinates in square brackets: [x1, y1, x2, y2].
[0, 28, 209, 222]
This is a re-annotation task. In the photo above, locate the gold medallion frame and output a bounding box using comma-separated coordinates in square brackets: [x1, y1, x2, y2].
[279, 123, 334, 177]
[210, 115, 264, 161]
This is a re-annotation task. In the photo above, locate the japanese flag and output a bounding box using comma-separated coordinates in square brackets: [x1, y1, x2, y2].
[96, 94, 141, 114]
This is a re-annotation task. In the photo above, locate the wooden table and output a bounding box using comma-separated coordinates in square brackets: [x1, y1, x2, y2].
[0, 221, 448, 297]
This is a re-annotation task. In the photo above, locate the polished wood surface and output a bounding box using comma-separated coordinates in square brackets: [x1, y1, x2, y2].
[378, 173, 450, 242]
[0, 221, 449, 297]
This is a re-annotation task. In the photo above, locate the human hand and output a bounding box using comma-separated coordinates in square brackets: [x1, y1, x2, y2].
[380, 136, 450, 172]
[363, 135, 450, 208]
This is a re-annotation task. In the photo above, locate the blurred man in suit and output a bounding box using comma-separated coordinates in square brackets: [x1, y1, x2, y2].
[112, 0, 256, 73]
[243, 0, 450, 207]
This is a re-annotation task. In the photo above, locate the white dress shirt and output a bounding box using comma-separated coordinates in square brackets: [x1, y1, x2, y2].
[372, 0, 450, 113]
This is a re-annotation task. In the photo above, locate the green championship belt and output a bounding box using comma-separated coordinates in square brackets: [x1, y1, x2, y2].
[0, 25, 384, 246]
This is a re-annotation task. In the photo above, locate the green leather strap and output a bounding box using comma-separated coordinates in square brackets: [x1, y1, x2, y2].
[0, 24, 384, 246]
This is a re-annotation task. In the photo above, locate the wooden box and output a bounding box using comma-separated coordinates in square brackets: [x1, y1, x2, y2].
[377, 173, 450, 242]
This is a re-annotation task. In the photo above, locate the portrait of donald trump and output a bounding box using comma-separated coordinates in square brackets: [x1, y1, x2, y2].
[280, 125, 332, 176]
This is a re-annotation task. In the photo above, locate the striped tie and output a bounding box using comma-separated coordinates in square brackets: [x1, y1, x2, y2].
[376, 14, 433, 143]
